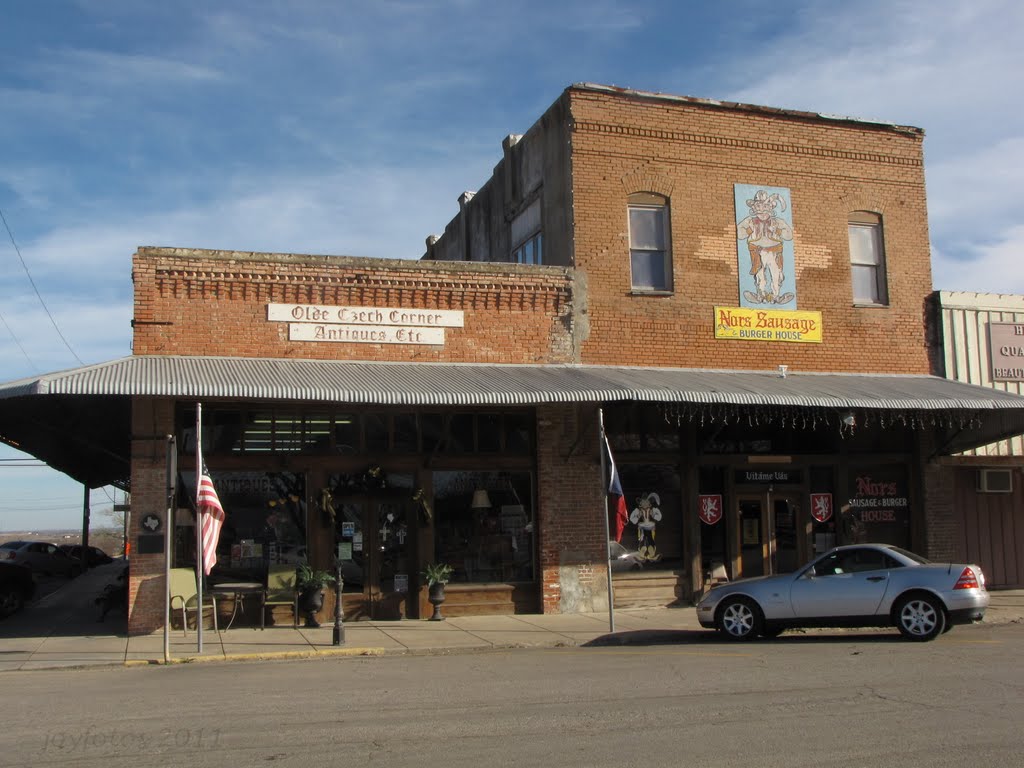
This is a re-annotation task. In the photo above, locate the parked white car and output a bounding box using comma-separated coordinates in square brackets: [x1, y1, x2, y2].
[0, 540, 78, 577]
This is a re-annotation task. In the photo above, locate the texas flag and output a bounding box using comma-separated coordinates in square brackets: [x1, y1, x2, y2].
[603, 436, 629, 542]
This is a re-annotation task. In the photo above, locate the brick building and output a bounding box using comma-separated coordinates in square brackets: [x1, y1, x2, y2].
[2, 83, 1024, 634]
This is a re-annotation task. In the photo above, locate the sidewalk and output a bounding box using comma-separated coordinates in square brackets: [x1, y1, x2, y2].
[1, 562, 1022, 672]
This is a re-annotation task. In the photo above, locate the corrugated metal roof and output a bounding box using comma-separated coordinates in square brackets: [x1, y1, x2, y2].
[4, 355, 1024, 411]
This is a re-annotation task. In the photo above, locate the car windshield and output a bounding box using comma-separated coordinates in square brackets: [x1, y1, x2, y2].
[0, 542, 24, 549]
[886, 546, 930, 565]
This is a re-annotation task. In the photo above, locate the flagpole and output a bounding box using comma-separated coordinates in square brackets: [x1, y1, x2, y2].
[598, 407, 615, 634]
[164, 434, 176, 664]
[195, 403, 203, 654]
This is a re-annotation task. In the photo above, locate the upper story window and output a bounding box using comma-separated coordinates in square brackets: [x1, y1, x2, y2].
[848, 211, 889, 306]
[511, 199, 542, 264]
[628, 193, 672, 292]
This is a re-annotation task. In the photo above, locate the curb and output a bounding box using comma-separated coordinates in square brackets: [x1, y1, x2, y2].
[126, 646, 387, 666]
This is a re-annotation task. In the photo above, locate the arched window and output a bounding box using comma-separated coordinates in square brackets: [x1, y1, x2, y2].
[628, 193, 672, 292]
[848, 211, 889, 306]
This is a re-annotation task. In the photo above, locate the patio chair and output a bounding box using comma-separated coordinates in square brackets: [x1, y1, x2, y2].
[168, 568, 218, 635]
[262, 565, 299, 629]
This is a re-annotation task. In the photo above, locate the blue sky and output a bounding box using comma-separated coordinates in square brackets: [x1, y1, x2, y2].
[2, 0, 1022, 531]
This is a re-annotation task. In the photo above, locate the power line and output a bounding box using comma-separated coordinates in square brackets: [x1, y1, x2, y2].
[0, 207, 83, 365]
[0, 309, 36, 371]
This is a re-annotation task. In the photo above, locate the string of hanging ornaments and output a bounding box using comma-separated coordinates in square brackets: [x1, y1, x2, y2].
[658, 403, 983, 439]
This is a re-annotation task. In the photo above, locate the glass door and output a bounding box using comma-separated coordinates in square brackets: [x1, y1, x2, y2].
[335, 499, 370, 618]
[371, 499, 412, 620]
[334, 496, 413, 620]
[738, 497, 764, 577]
[736, 492, 802, 577]
[770, 495, 800, 573]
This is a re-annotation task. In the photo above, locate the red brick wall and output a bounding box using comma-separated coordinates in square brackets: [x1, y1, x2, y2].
[133, 249, 578, 365]
[567, 88, 933, 374]
[127, 398, 175, 635]
[535, 403, 609, 613]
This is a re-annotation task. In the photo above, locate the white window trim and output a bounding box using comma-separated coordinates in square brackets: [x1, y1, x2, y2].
[628, 200, 672, 293]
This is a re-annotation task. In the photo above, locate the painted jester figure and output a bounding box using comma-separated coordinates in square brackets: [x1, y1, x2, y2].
[630, 492, 663, 562]
[736, 189, 794, 305]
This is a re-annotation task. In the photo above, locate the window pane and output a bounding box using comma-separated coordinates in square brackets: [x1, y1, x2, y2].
[303, 412, 332, 452]
[504, 412, 533, 453]
[851, 264, 879, 304]
[629, 207, 665, 250]
[365, 413, 389, 452]
[478, 413, 502, 452]
[511, 200, 541, 245]
[420, 413, 445, 453]
[245, 412, 274, 453]
[433, 470, 535, 583]
[848, 224, 881, 266]
[334, 414, 359, 453]
[448, 413, 474, 452]
[393, 414, 418, 452]
[631, 250, 668, 290]
[535, 233, 542, 264]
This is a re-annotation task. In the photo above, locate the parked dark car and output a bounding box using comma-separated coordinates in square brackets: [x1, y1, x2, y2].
[59, 544, 114, 568]
[0, 540, 78, 576]
[0, 562, 36, 617]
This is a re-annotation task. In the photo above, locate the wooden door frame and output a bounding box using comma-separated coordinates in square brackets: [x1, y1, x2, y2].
[732, 487, 805, 578]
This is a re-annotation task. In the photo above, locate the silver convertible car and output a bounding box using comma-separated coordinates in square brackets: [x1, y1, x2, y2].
[696, 543, 988, 642]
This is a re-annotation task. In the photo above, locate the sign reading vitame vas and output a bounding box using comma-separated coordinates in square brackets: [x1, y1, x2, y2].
[989, 322, 1024, 381]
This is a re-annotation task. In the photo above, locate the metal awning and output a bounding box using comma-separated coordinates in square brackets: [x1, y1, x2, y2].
[3, 355, 1024, 487]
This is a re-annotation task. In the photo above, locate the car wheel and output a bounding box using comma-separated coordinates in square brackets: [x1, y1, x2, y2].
[717, 597, 763, 641]
[0, 586, 24, 618]
[894, 593, 946, 641]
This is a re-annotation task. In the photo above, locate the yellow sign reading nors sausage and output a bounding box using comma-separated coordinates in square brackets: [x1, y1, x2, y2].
[714, 306, 823, 343]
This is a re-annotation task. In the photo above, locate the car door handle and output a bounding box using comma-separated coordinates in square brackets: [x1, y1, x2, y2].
[866, 576, 886, 582]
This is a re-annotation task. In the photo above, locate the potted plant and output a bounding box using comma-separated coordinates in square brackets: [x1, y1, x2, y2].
[296, 564, 336, 628]
[422, 562, 453, 621]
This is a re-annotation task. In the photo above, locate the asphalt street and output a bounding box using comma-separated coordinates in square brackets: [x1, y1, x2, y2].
[4, 621, 1022, 768]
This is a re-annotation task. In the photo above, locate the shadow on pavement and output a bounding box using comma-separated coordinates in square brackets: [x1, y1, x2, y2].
[0, 560, 128, 639]
[584, 627, 908, 647]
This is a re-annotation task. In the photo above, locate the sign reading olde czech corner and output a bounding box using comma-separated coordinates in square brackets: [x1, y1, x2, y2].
[714, 306, 823, 344]
[268, 303, 464, 346]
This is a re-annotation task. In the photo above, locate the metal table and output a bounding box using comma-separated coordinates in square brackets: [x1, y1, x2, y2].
[210, 582, 264, 630]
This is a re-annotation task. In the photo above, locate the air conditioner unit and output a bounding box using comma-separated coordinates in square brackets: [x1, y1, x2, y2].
[977, 469, 1013, 494]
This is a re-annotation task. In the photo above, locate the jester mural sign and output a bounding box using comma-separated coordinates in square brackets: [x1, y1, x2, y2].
[734, 184, 796, 309]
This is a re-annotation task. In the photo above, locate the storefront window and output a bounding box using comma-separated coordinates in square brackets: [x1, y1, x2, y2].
[842, 465, 911, 548]
[617, 463, 683, 569]
[177, 471, 306, 580]
[180, 406, 535, 456]
[432, 470, 535, 583]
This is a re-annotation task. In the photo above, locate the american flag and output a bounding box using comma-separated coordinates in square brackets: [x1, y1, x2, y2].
[604, 436, 629, 542]
[197, 464, 225, 576]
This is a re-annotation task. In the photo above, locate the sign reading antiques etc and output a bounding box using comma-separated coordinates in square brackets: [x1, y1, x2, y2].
[714, 306, 823, 344]
[989, 321, 1024, 381]
[268, 303, 464, 346]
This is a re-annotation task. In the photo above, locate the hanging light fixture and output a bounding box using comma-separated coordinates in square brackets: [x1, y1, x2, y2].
[471, 489, 492, 509]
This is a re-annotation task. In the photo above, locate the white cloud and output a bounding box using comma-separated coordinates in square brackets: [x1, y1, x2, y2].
[932, 224, 1024, 295]
[700, 0, 1024, 294]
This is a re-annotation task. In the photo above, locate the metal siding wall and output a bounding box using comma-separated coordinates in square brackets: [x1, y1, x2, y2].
[939, 292, 1024, 457]
[953, 467, 1024, 588]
